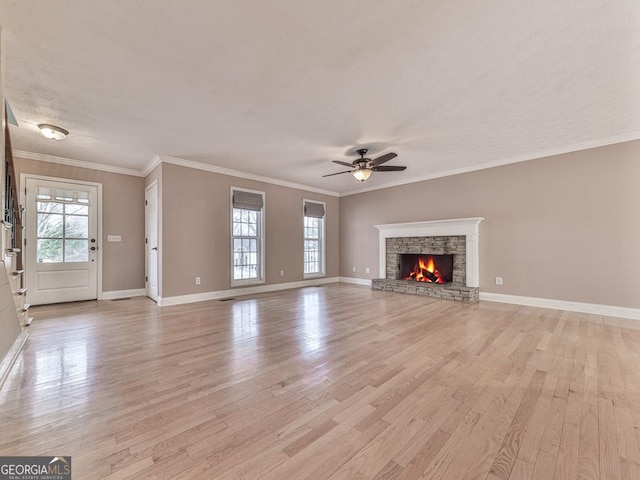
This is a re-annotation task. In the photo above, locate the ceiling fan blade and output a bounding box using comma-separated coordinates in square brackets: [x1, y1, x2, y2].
[372, 165, 406, 172]
[370, 152, 397, 167]
[322, 170, 352, 177]
[332, 160, 355, 168]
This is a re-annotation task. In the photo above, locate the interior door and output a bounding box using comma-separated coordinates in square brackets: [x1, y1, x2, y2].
[145, 182, 159, 302]
[25, 178, 99, 305]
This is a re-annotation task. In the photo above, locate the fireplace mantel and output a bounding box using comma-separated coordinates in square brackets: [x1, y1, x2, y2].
[375, 217, 484, 288]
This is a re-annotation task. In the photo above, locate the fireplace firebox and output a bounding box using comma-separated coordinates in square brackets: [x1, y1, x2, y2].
[399, 254, 454, 284]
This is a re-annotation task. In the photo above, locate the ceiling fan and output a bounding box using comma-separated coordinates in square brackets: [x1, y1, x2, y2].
[323, 149, 406, 182]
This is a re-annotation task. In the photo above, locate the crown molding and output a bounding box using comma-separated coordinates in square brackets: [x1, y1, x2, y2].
[15, 149, 339, 196]
[16, 131, 640, 197]
[13, 150, 144, 177]
[154, 154, 340, 197]
[340, 131, 640, 197]
[141, 154, 162, 177]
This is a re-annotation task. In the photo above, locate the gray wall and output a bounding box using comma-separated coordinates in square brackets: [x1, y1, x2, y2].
[340, 140, 640, 309]
[14, 157, 146, 293]
[157, 163, 339, 298]
[13, 138, 640, 310]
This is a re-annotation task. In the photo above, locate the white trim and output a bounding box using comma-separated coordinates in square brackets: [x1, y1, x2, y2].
[0, 330, 29, 391]
[20, 173, 104, 301]
[102, 289, 146, 300]
[230, 187, 266, 287]
[142, 154, 162, 177]
[154, 154, 339, 197]
[303, 198, 326, 279]
[339, 277, 372, 287]
[480, 292, 640, 321]
[145, 180, 159, 302]
[158, 277, 340, 307]
[14, 150, 144, 177]
[341, 131, 640, 197]
[14, 132, 640, 197]
[375, 218, 484, 288]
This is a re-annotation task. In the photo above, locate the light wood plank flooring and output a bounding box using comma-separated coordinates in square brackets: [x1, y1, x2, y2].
[2, 284, 640, 479]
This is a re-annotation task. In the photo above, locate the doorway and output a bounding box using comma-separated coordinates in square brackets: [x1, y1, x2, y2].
[24, 176, 101, 305]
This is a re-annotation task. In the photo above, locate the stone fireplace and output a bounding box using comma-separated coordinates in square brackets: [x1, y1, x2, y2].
[371, 218, 483, 302]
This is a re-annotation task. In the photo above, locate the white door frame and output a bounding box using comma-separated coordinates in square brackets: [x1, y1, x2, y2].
[20, 173, 104, 300]
[145, 180, 159, 302]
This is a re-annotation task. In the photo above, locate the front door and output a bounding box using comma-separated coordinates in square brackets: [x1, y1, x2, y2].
[25, 177, 99, 305]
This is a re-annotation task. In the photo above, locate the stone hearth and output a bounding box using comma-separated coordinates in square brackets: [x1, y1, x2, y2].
[372, 218, 483, 302]
[371, 279, 479, 302]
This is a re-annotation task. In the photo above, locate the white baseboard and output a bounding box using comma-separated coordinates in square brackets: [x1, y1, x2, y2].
[339, 277, 373, 287]
[158, 277, 340, 307]
[480, 292, 640, 320]
[102, 289, 147, 300]
[0, 330, 29, 391]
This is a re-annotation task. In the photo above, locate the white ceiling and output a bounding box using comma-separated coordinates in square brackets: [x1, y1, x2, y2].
[1, 0, 639, 195]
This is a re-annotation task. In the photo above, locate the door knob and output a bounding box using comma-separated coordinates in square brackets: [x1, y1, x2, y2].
[90, 246, 97, 251]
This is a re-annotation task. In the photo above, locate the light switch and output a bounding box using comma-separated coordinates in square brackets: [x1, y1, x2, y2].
[107, 235, 122, 242]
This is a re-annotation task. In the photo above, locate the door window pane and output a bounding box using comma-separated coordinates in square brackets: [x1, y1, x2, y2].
[65, 204, 89, 215]
[37, 202, 63, 214]
[37, 213, 64, 238]
[36, 187, 91, 264]
[65, 240, 89, 262]
[37, 239, 63, 263]
[65, 215, 89, 238]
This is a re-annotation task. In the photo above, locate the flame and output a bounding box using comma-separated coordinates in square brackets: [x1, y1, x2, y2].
[406, 256, 444, 283]
[419, 257, 434, 273]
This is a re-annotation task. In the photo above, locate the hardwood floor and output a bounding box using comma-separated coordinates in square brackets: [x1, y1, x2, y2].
[2, 284, 640, 479]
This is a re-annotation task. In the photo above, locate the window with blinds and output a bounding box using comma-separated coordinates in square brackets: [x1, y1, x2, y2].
[231, 188, 265, 285]
[303, 200, 326, 278]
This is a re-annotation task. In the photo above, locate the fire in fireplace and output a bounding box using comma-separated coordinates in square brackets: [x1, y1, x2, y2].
[399, 254, 454, 284]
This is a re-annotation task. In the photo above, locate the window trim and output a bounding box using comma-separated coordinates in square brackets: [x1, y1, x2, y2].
[230, 187, 266, 287]
[302, 199, 326, 279]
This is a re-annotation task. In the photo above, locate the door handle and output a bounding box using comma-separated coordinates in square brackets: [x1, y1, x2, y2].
[152, 247, 158, 251]
[90, 246, 97, 251]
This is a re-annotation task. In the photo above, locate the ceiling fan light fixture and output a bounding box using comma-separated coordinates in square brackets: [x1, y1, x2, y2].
[38, 124, 69, 141]
[323, 148, 403, 181]
[352, 168, 372, 182]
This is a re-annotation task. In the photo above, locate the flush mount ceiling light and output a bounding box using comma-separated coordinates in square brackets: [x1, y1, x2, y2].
[38, 124, 69, 141]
